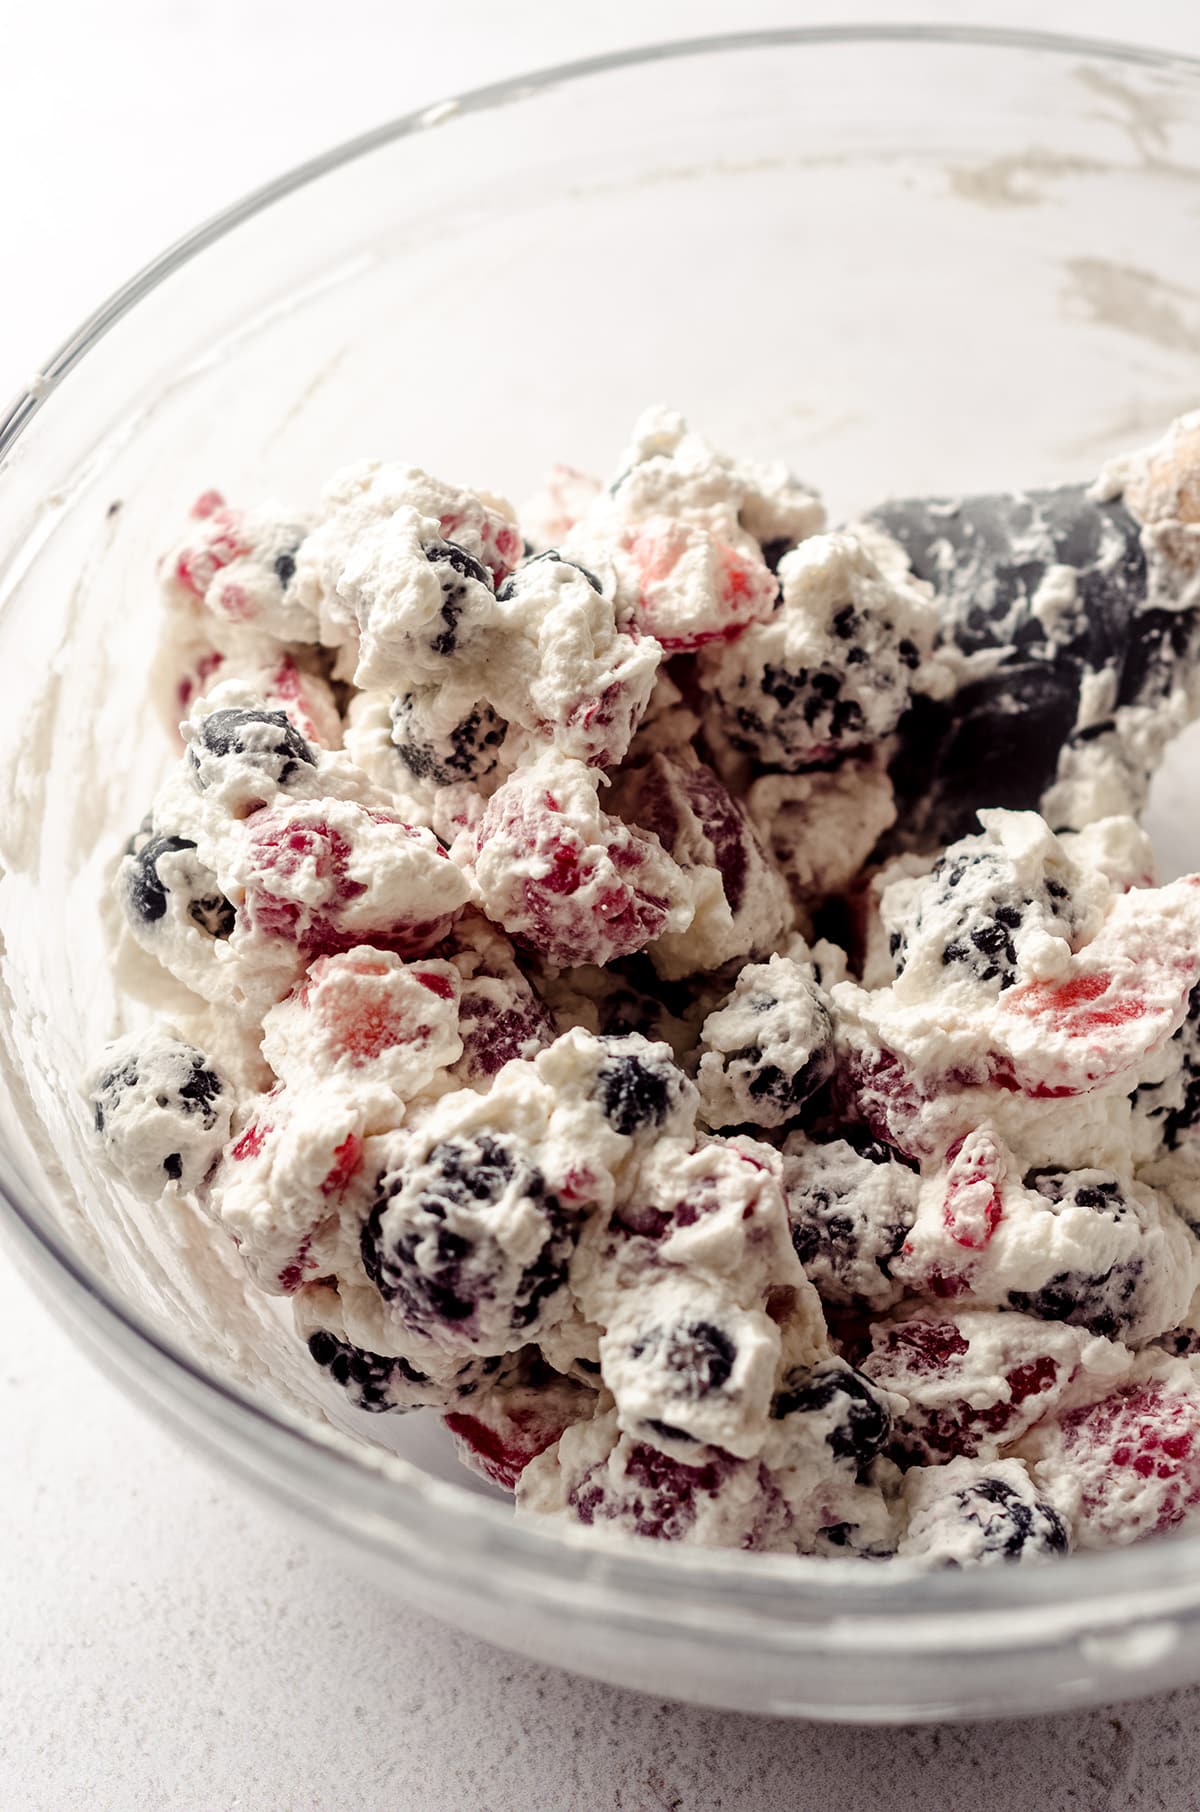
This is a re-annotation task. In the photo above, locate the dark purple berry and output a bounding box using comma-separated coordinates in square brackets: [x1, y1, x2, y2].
[1007, 1261, 1146, 1341]
[422, 539, 495, 657]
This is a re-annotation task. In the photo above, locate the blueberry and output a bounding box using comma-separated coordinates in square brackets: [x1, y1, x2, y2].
[950, 1475, 1068, 1561]
[361, 1134, 576, 1344]
[594, 1050, 676, 1135]
[496, 548, 604, 601]
[121, 833, 236, 939]
[189, 706, 316, 789]
[124, 833, 192, 925]
[273, 548, 298, 587]
[772, 1362, 893, 1471]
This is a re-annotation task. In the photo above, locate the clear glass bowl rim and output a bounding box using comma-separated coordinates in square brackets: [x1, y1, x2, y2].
[5, 21, 1200, 1646]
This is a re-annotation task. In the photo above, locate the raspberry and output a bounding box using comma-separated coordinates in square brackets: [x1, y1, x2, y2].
[1056, 1380, 1200, 1537]
[619, 517, 778, 652]
[207, 1088, 367, 1294]
[469, 755, 691, 968]
[615, 751, 793, 977]
[239, 800, 467, 958]
[942, 1129, 1006, 1250]
[262, 948, 462, 1109]
[863, 1306, 1121, 1467]
[166, 493, 249, 602]
[444, 1354, 594, 1490]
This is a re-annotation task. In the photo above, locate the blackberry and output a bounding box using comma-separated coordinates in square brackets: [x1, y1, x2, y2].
[424, 539, 493, 590]
[894, 845, 1078, 992]
[759, 537, 796, 574]
[1007, 1260, 1146, 1341]
[361, 1132, 577, 1348]
[423, 538, 495, 657]
[121, 833, 236, 939]
[949, 1475, 1068, 1561]
[630, 1321, 737, 1399]
[729, 661, 866, 759]
[88, 1032, 231, 1195]
[772, 1362, 893, 1472]
[307, 1328, 431, 1411]
[782, 1135, 919, 1308]
[699, 962, 835, 1133]
[389, 693, 507, 787]
[738, 1041, 833, 1118]
[189, 706, 316, 790]
[306, 1327, 501, 1414]
[1023, 1168, 1131, 1216]
[594, 1047, 677, 1136]
[496, 549, 603, 601]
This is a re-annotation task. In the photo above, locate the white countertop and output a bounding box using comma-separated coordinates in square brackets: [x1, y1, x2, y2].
[4, 3, 1200, 1806]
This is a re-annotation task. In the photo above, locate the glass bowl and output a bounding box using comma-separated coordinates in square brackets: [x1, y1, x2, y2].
[4, 26, 1200, 1724]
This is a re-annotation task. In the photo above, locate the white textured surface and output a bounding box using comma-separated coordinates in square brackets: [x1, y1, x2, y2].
[4, 2, 1200, 1806]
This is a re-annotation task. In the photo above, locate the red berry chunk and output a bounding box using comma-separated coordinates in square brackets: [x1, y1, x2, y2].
[942, 1130, 1005, 1250]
